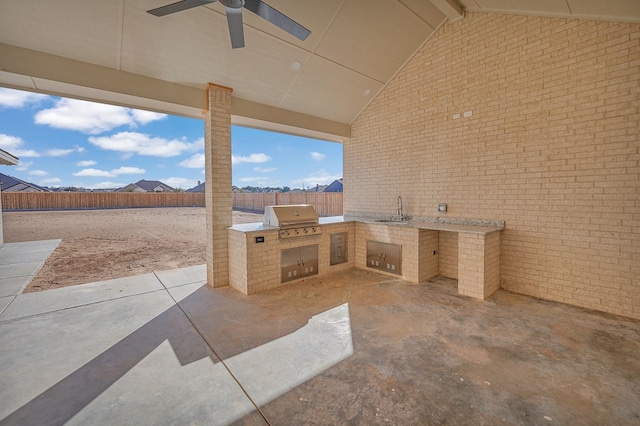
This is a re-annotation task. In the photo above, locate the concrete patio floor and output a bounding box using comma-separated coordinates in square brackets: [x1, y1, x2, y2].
[0, 239, 60, 312]
[0, 244, 639, 425]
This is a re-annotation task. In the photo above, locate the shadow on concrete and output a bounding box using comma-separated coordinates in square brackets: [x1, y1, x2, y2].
[1, 302, 210, 425]
[1, 285, 354, 426]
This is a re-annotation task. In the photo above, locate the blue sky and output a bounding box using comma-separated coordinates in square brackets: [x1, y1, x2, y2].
[0, 88, 342, 190]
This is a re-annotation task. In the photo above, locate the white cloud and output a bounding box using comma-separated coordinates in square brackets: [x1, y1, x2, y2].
[310, 151, 326, 161]
[290, 169, 341, 188]
[131, 110, 167, 125]
[111, 166, 145, 175]
[73, 166, 145, 178]
[35, 99, 167, 134]
[45, 148, 74, 157]
[44, 146, 83, 157]
[254, 167, 277, 173]
[15, 161, 33, 171]
[76, 160, 97, 167]
[74, 168, 114, 177]
[36, 99, 132, 134]
[41, 178, 62, 185]
[232, 153, 271, 165]
[28, 170, 48, 176]
[0, 88, 48, 108]
[0, 134, 84, 158]
[179, 153, 205, 168]
[88, 132, 201, 157]
[84, 181, 125, 190]
[163, 177, 198, 190]
[0, 134, 40, 157]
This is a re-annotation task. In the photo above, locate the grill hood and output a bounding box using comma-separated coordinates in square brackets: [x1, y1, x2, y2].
[263, 205, 319, 228]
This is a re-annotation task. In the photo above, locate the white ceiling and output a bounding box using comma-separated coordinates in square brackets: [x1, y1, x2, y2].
[0, 0, 638, 139]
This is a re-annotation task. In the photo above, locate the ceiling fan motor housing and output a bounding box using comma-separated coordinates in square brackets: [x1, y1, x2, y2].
[148, 0, 309, 48]
[220, 0, 245, 9]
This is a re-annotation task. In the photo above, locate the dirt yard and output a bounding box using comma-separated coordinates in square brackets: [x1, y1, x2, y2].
[3, 207, 263, 292]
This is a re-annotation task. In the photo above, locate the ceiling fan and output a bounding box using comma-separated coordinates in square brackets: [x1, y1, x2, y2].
[147, 0, 311, 49]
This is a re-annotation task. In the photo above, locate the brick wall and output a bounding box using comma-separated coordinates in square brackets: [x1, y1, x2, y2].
[438, 231, 458, 279]
[418, 229, 439, 282]
[346, 13, 639, 318]
[354, 223, 439, 282]
[229, 222, 356, 294]
[205, 85, 233, 288]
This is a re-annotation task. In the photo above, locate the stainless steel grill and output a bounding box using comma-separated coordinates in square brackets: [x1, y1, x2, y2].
[263, 204, 322, 239]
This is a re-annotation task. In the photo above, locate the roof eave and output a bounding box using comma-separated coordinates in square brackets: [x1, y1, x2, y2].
[0, 148, 19, 166]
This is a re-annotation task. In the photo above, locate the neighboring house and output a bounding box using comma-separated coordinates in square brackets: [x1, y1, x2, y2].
[118, 180, 174, 193]
[88, 188, 120, 193]
[304, 184, 328, 193]
[0, 150, 19, 247]
[117, 183, 146, 193]
[300, 181, 343, 193]
[186, 181, 205, 193]
[324, 179, 343, 193]
[0, 172, 50, 193]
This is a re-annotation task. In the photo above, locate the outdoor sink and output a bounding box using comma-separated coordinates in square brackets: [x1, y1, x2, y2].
[374, 219, 409, 225]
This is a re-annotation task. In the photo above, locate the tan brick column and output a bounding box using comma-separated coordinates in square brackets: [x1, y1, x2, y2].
[205, 83, 233, 288]
[457, 231, 501, 299]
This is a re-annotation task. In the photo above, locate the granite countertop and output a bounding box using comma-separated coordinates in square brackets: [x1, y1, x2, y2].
[229, 216, 348, 232]
[229, 222, 277, 233]
[347, 217, 502, 234]
[230, 215, 503, 235]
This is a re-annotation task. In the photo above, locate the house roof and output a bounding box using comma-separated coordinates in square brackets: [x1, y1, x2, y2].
[1, 1, 636, 140]
[0, 148, 18, 166]
[133, 180, 174, 192]
[186, 182, 205, 193]
[325, 179, 343, 193]
[304, 184, 328, 193]
[0, 173, 50, 192]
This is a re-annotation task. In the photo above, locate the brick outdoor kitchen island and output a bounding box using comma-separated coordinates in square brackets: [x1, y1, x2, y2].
[228, 214, 503, 298]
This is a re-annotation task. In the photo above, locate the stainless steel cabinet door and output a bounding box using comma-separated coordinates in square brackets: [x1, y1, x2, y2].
[367, 241, 384, 269]
[367, 240, 401, 275]
[330, 233, 348, 265]
[300, 245, 318, 277]
[281, 247, 301, 283]
[281, 245, 318, 283]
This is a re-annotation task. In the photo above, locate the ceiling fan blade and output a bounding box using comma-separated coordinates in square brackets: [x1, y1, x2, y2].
[225, 7, 245, 49]
[147, 0, 217, 17]
[243, 0, 310, 41]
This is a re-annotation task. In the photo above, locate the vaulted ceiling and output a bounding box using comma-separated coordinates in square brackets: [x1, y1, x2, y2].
[0, 0, 638, 140]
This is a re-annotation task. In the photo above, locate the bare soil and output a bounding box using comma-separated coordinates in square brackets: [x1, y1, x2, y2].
[3, 207, 263, 292]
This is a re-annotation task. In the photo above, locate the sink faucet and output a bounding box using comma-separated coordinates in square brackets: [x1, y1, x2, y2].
[397, 196, 407, 221]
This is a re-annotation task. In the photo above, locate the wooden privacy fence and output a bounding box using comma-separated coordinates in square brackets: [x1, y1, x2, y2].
[1, 192, 205, 210]
[233, 192, 343, 216]
[1, 191, 344, 215]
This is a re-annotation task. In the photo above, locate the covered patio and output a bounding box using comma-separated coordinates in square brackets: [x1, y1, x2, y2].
[1, 0, 639, 424]
[1, 252, 638, 424]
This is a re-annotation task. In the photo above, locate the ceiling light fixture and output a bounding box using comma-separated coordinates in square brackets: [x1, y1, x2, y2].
[363, 88, 371, 97]
[290, 61, 302, 72]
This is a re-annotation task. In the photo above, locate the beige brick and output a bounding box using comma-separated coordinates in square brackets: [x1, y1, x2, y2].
[346, 12, 639, 318]
[205, 85, 232, 288]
